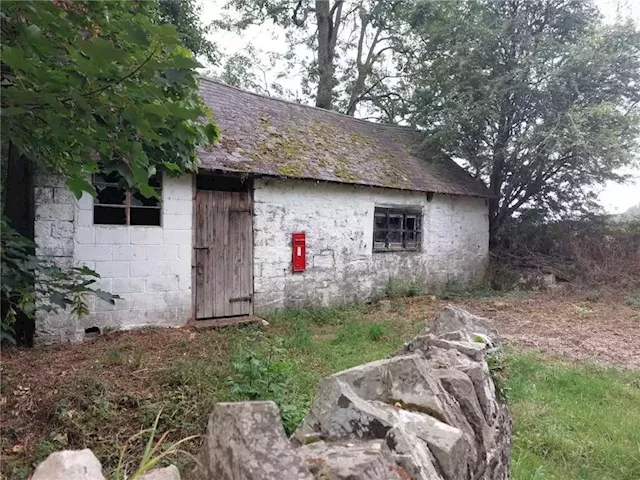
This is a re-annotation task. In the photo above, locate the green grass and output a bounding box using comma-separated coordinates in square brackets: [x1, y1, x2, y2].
[225, 308, 423, 433]
[507, 351, 640, 480]
[227, 310, 640, 479]
[4, 304, 640, 479]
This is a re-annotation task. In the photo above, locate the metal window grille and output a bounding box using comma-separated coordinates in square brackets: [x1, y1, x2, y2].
[373, 207, 422, 252]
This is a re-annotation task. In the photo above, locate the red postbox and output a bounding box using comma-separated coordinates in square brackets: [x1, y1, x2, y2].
[292, 232, 306, 272]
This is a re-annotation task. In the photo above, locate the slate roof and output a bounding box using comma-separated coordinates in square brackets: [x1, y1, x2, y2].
[198, 79, 490, 197]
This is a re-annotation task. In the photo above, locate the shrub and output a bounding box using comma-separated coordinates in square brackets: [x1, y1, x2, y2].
[227, 347, 310, 434]
[495, 214, 640, 288]
[0, 219, 117, 345]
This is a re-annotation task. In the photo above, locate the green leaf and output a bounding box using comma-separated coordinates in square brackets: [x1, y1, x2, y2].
[1, 46, 29, 70]
[66, 176, 97, 199]
[94, 289, 119, 305]
[122, 22, 151, 47]
[75, 37, 129, 63]
[205, 122, 219, 143]
[0, 107, 28, 116]
[169, 55, 202, 69]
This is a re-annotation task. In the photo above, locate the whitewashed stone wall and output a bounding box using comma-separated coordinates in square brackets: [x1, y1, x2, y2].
[34, 173, 193, 343]
[252, 178, 488, 310]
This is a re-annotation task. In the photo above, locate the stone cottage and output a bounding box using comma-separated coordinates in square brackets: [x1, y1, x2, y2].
[34, 79, 490, 343]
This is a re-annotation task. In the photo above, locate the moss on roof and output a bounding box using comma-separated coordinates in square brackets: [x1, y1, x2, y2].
[198, 79, 490, 197]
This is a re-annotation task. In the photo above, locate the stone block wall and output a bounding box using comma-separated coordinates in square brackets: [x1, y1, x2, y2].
[252, 178, 489, 311]
[34, 173, 193, 344]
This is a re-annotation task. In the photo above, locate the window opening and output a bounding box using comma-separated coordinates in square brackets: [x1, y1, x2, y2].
[373, 207, 422, 252]
[93, 172, 162, 226]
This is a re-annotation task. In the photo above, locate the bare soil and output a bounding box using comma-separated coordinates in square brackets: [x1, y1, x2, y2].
[449, 290, 640, 369]
[1, 288, 639, 478]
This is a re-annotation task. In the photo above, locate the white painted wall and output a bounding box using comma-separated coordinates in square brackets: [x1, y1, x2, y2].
[34, 173, 487, 342]
[252, 178, 489, 310]
[34, 173, 193, 344]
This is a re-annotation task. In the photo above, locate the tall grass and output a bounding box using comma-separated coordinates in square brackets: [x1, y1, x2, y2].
[508, 351, 640, 480]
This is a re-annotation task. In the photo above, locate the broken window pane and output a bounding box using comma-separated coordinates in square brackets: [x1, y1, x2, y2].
[94, 206, 126, 225]
[389, 214, 402, 231]
[405, 231, 420, 250]
[130, 207, 161, 226]
[388, 229, 402, 248]
[148, 174, 162, 188]
[92, 173, 162, 226]
[96, 185, 126, 205]
[131, 191, 160, 207]
[373, 207, 422, 252]
[373, 229, 387, 250]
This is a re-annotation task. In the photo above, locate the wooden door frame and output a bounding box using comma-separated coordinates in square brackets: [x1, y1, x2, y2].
[189, 173, 255, 323]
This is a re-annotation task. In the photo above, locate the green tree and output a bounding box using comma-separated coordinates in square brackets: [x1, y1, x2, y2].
[397, 0, 640, 241]
[217, 0, 405, 114]
[157, 0, 219, 64]
[1, 0, 217, 198]
[0, 0, 217, 343]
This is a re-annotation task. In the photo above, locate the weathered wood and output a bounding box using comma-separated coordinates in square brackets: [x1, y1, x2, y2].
[195, 191, 212, 319]
[195, 189, 252, 319]
[226, 192, 252, 316]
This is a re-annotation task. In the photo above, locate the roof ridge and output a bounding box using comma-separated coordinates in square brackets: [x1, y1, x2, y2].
[199, 76, 419, 133]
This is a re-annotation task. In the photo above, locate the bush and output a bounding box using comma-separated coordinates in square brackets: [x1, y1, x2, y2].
[495, 214, 640, 288]
[0, 219, 117, 345]
[227, 346, 310, 434]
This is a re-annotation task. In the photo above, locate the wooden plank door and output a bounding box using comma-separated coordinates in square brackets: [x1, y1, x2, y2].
[195, 190, 253, 319]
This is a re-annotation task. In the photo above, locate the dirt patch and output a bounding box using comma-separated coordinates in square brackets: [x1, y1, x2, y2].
[1, 290, 639, 478]
[462, 292, 640, 369]
[384, 290, 640, 369]
[0, 326, 234, 479]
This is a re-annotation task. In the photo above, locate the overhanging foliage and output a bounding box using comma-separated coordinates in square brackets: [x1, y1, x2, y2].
[1, 0, 218, 198]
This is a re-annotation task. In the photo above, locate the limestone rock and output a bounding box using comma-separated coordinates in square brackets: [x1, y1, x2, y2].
[294, 307, 512, 480]
[31, 449, 104, 480]
[298, 440, 407, 479]
[293, 356, 479, 480]
[429, 306, 500, 346]
[138, 465, 181, 480]
[192, 307, 512, 480]
[194, 401, 312, 480]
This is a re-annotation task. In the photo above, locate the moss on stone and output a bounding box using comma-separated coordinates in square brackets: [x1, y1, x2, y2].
[334, 164, 359, 183]
[349, 132, 373, 147]
[219, 137, 241, 154]
[277, 164, 304, 177]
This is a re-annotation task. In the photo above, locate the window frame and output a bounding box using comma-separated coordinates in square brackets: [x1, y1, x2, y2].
[92, 173, 163, 227]
[373, 206, 422, 253]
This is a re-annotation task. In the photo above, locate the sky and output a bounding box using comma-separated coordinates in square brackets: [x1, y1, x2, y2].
[199, 0, 640, 214]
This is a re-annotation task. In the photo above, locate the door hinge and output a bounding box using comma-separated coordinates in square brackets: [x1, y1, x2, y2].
[194, 245, 211, 250]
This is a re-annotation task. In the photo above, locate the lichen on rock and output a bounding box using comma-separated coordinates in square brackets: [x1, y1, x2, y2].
[194, 307, 513, 480]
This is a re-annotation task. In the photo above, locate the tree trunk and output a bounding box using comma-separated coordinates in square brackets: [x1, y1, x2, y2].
[488, 169, 502, 249]
[488, 100, 515, 247]
[2, 142, 36, 347]
[4, 142, 34, 239]
[315, 0, 341, 110]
